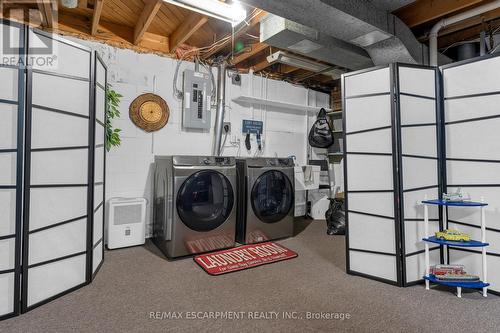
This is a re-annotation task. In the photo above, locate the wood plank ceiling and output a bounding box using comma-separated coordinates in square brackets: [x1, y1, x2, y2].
[1, 0, 500, 92]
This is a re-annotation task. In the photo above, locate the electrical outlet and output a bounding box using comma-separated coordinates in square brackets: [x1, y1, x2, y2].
[223, 122, 231, 133]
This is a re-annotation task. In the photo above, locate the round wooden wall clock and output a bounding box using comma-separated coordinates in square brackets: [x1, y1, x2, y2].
[129, 93, 169, 132]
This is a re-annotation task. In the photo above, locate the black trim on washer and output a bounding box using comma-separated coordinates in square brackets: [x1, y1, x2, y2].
[29, 215, 88, 235]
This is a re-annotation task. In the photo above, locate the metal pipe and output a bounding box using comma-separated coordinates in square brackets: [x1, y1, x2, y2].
[429, 0, 500, 66]
[213, 62, 227, 156]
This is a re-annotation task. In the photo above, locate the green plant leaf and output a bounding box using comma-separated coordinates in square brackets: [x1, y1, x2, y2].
[106, 86, 122, 152]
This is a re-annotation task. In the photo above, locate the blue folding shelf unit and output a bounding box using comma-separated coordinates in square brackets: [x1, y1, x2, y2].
[421, 198, 490, 298]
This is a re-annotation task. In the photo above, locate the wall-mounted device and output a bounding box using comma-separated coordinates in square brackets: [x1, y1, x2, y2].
[182, 69, 212, 129]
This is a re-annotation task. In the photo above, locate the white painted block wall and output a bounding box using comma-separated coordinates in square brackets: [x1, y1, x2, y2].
[68, 38, 330, 236]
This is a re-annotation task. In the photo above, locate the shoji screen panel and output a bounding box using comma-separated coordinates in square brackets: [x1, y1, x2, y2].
[0, 20, 24, 320]
[22, 29, 92, 311]
[442, 55, 500, 294]
[396, 64, 442, 286]
[92, 54, 107, 277]
[343, 66, 401, 285]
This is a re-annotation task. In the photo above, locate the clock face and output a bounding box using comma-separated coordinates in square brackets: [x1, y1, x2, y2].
[129, 93, 169, 132]
[140, 101, 163, 123]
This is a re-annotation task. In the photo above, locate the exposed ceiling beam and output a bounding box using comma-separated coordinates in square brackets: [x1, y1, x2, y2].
[438, 7, 500, 37]
[170, 13, 208, 52]
[251, 59, 272, 72]
[134, 0, 162, 45]
[202, 10, 267, 59]
[37, 0, 56, 29]
[438, 16, 500, 48]
[230, 42, 268, 65]
[394, 0, 485, 28]
[91, 0, 104, 35]
[78, 0, 88, 9]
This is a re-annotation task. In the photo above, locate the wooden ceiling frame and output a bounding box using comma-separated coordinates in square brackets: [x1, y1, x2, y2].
[134, 0, 163, 45]
[170, 13, 208, 52]
[37, 0, 56, 29]
[91, 0, 104, 35]
[230, 42, 268, 65]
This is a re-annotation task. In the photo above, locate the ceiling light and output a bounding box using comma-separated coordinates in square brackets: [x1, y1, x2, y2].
[267, 51, 345, 79]
[163, 0, 247, 26]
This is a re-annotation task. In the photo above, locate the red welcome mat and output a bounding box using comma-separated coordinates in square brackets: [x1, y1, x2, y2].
[194, 242, 298, 276]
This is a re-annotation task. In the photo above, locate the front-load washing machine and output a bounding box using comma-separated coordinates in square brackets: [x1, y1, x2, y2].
[236, 157, 294, 244]
[153, 156, 237, 258]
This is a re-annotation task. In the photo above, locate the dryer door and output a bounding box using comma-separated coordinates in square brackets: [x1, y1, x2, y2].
[176, 170, 234, 232]
[251, 170, 294, 223]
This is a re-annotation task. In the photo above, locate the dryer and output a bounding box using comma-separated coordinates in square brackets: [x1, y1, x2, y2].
[236, 157, 295, 244]
[153, 156, 237, 258]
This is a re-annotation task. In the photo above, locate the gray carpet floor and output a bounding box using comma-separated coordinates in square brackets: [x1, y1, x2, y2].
[2, 219, 500, 333]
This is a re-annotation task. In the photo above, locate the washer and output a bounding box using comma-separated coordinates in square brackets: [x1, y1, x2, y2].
[236, 157, 295, 244]
[153, 156, 237, 258]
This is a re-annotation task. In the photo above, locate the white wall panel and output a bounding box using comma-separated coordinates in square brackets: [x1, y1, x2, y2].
[400, 95, 437, 126]
[93, 206, 103, 243]
[447, 160, 500, 185]
[404, 220, 440, 254]
[346, 154, 393, 190]
[345, 95, 392, 133]
[0, 238, 15, 271]
[96, 86, 105, 123]
[443, 56, 500, 97]
[346, 128, 392, 154]
[446, 118, 500, 160]
[349, 251, 397, 282]
[445, 95, 500, 123]
[31, 108, 88, 149]
[27, 254, 86, 307]
[447, 187, 500, 228]
[403, 188, 439, 220]
[401, 126, 437, 157]
[93, 242, 103, 273]
[0, 153, 16, 185]
[0, 104, 17, 150]
[30, 149, 88, 185]
[348, 192, 394, 218]
[344, 67, 390, 97]
[0, 67, 17, 101]
[0, 189, 16, 236]
[399, 67, 436, 98]
[29, 187, 87, 231]
[0, 273, 14, 316]
[32, 73, 89, 116]
[402, 157, 437, 190]
[28, 219, 86, 265]
[348, 213, 396, 254]
[405, 250, 440, 283]
[30, 31, 90, 79]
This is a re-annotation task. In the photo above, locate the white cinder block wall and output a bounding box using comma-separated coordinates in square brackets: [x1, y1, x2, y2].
[68, 38, 330, 236]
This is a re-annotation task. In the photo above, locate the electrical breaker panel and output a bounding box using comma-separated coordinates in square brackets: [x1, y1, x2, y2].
[182, 69, 212, 129]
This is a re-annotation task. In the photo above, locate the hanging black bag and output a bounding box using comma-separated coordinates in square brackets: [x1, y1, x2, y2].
[308, 108, 334, 148]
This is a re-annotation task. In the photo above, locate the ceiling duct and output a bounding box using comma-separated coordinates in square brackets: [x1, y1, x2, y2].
[244, 0, 450, 66]
[267, 51, 346, 79]
[260, 14, 373, 70]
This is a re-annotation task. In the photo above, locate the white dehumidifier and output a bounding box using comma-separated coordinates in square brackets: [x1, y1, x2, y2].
[106, 197, 147, 249]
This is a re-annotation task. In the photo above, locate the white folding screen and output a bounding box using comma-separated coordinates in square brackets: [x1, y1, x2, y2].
[0, 19, 24, 320]
[343, 64, 441, 286]
[395, 64, 442, 285]
[441, 55, 500, 295]
[343, 66, 401, 285]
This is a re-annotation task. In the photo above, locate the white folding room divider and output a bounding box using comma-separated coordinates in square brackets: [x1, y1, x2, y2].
[343, 64, 442, 286]
[0, 23, 108, 318]
[0, 19, 24, 320]
[441, 54, 500, 295]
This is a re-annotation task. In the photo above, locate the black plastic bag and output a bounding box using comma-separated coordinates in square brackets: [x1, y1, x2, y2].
[308, 108, 334, 148]
[325, 198, 345, 235]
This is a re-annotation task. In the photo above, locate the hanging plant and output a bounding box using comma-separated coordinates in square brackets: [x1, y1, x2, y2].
[106, 84, 122, 152]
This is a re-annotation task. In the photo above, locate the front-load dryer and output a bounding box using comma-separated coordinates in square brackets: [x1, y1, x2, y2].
[153, 156, 237, 258]
[236, 157, 294, 244]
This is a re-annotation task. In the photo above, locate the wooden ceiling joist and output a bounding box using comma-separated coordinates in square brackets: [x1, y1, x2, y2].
[252, 59, 272, 72]
[394, 0, 484, 28]
[438, 7, 500, 38]
[134, 0, 163, 45]
[202, 10, 267, 59]
[170, 13, 208, 52]
[230, 42, 268, 65]
[37, 0, 56, 29]
[91, 0, 104, 35]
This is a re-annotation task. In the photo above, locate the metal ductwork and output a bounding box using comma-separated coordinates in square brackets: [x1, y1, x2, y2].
[243, 0, 450, 67]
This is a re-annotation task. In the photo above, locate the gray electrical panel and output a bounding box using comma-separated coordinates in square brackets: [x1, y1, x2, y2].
[182, 69, 212, 129]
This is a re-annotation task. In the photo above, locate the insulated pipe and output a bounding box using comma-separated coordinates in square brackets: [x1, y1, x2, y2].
[213, 62, 226, 156]
[429, 0, 500, 66]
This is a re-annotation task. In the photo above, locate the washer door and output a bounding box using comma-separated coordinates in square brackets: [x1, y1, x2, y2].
[251, 170, 293, 223]
[176, 170, 234, 232]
